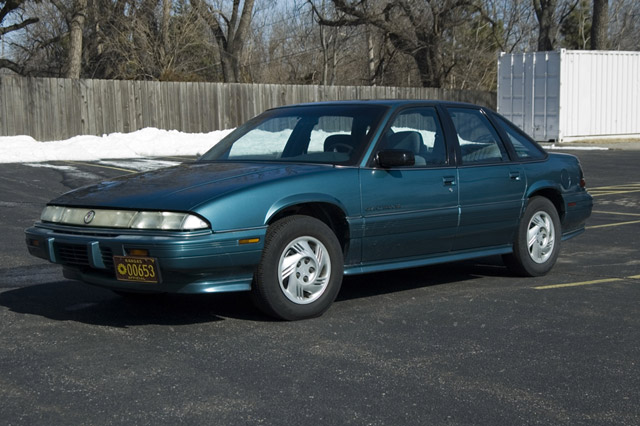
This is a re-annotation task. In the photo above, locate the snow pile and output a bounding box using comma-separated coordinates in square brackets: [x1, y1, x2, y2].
[0, 127, 234, 163]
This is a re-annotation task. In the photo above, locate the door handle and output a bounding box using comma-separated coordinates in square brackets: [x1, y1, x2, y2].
[443, 176, 456, 186]
[509, 172, 521, 181]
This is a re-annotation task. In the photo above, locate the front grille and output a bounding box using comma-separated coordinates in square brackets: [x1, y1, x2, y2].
[102, 246, 114, 270]
[55, 243, 115, 277]
[56, 243, 90, 267]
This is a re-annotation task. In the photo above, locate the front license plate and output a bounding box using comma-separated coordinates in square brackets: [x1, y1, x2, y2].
[113, 256, 161, 284]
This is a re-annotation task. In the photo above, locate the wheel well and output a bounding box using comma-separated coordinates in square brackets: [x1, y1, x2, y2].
[268, 203, 349, 251]
[529, 189, 565, 221]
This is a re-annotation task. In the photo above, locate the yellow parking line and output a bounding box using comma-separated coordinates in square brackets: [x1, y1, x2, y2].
[63, 161, 137, 174]
[592, 210, 640, 217]
[592, 190, 640, 197]
[587, 219, 640, 229]
[535, 275, 640, 290]
[534, 278, 623, 290]
[590, 183, 640, 190]
[589, 183, 640, 197]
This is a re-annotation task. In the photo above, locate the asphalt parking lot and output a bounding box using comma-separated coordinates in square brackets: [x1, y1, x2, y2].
[0, 149, 638, 425]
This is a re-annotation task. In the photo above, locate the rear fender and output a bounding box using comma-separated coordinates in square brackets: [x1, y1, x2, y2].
[525, 181, 566, 221]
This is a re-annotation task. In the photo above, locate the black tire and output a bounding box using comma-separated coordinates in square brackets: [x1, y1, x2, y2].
[503, 196, 561, 277]
[251, 215, 344, 321]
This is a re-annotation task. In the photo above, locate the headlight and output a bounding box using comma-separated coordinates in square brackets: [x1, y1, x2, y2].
[40, 206, 210, 231]
[129, 211, 209, 230]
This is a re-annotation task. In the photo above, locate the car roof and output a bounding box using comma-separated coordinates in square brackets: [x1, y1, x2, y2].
[270, 99, 485, 111]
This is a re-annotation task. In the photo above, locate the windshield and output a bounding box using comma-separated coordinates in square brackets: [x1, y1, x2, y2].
[199, 104, 388, 166]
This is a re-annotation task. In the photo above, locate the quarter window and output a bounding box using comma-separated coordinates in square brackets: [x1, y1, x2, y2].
[493, 114, 546, 160]
[448, 108, 508, 164]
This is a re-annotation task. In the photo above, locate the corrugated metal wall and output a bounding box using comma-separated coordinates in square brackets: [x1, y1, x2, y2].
[0, 76, 496, 141]
[498, 50, 640, 142]
[560, 50, 640, 139]
[497, 51, 561, 141]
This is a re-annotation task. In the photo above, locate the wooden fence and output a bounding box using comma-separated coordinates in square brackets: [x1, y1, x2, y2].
[0, 75, 495, 141]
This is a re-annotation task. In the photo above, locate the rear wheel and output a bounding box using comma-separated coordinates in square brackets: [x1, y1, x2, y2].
[504, 196, 561, 277]
[251, 215, 344, 320]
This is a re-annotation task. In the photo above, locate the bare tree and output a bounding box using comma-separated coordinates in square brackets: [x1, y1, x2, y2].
[480, 0, 538, 53]
[65, 0, 87, 78]
[558, 0, 590, 49]
[191, 0, 255, 82]
[590, 0, 608, 49]
[533, 0, 556, 50]
[1, 0, 40, 74]
[533, 0, 580, 51]
[608, 0, 640, 50]
[310, 0, 485, 88]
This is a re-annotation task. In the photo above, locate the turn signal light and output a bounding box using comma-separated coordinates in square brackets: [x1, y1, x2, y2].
[128, 249, 149, 256]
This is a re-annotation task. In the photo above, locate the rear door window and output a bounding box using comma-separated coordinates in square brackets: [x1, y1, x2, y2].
[447, 108, 509, 165]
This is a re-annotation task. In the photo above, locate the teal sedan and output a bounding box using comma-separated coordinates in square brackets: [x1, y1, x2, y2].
[25, 100, 593, 320]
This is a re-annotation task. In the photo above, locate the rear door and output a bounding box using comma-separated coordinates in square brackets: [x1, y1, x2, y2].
[445, 106, 526, 250]
[360, 106, 459, 262]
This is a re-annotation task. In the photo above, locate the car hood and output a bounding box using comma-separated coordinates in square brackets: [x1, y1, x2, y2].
[51, 162, 334, 211]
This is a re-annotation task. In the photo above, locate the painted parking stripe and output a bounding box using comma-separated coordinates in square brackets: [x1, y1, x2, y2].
[534, 275, 640, 290]
[588, 210, 640, 230]
[589, 183, 640, 197]
[588, 219, 640, 229]
[592, 210, 640, 217]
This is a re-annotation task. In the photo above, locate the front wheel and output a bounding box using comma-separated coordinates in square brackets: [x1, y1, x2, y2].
[503, 196, 561, 277]
[251, 215, 344, 320]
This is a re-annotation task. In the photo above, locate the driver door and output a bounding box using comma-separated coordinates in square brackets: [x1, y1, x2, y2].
[360, 107, 459, 263]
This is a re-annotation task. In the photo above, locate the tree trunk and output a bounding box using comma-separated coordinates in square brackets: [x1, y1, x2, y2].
[534, 0, 557, 51]
[414, 47, 444, 88]
[191, 0, 254, 83]
[66, 0, 87, 78]
[591, 0, 608, 49]
[367, 26, 376, 86]
[320, 23, 329, 85]
[162, 0, 171, 58]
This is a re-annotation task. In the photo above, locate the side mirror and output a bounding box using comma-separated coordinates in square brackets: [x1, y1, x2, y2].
[375, 150, 415, 168]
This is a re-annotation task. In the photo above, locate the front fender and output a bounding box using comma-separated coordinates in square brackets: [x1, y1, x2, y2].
[265, 193, 349, 225]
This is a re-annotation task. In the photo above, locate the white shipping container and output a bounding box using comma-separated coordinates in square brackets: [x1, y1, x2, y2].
[497, 50, 640, 142]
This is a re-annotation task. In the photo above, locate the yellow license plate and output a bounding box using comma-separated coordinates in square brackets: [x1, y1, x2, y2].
[113, 256, 160, 284]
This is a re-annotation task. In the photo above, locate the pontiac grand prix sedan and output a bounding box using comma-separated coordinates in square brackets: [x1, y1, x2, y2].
[26, 100, 593, 320]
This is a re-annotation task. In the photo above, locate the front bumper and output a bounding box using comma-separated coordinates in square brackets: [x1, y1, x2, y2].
[25, 223, 267, 294]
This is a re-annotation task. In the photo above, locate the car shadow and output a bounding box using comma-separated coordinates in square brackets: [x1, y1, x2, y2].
[0, 257, 512, 326]
[0, 278, 271, 327]
[337, 256, 512, 301]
